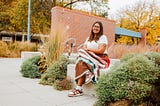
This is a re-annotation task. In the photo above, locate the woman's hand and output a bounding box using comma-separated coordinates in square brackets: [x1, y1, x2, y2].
[83, 45, 88, 51]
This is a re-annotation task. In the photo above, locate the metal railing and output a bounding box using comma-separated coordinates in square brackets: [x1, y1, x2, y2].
[65, 37, 76, 56]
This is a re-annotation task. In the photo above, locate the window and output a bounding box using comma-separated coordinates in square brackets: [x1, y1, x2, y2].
[2, 37, 12, 41]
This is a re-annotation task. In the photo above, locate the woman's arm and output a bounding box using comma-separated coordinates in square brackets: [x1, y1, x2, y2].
[87, 43, 107, 54]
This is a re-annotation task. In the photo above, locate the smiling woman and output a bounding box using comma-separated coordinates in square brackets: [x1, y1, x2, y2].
[68, 21, 110, 97]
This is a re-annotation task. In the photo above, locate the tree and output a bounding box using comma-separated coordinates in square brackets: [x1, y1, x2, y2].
[9, 0, 28, 32]
[1, 0, 109, 34]
[0, 0, 14, 31]
[89, 0, 109, 18]
[115, 0, 160, 45]
[72, 0, 109, 18]
[9, 0, 53, 34]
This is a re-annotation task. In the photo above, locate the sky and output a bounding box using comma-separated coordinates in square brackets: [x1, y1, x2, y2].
[108, 0, 140, 17]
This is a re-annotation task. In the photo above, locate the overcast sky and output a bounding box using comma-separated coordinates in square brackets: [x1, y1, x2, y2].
[108, 0, 140, 16]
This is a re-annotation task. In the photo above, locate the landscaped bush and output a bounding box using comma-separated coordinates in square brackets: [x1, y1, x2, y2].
[8, 42, 37, 57]
[53, 78, 73, 91]
[145, 52, 160, 67]
[44, 27, 64, 66]
[39, 26, 72, 90]
[37, 55, 48, 74]
[144, 52, 160, 105]
[108, 44, 160, 59]
[95, 53, 160, 106]
[20, 55, 41, 78]
[0, 41, 37, 57]
[39, 55, 70, 86]
[0, 41, 9, 57]
[120, 52, 141, 62]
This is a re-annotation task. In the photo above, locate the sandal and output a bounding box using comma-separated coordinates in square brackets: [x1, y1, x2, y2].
[68, 88, 83, 97]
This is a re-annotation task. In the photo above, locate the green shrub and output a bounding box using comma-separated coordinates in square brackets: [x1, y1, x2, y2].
[39, 55, 70, 85]
[145, 52, 160, 67]
[20, 55, 41, 78]
[144, 52, 160, 105]
[53, 78, 73, 91]
[95, 54, 159, 106]
[120, 52, 141, 62]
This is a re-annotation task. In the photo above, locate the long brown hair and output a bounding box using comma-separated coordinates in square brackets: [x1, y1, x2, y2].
[88, 21, 103, 42]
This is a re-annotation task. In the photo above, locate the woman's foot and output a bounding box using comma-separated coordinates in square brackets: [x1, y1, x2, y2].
[68, 88, 83, 97]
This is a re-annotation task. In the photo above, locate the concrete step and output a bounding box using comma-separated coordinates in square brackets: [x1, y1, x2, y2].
[21, 51, 41, 64]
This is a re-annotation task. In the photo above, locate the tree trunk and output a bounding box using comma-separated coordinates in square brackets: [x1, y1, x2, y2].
[53, 0, 56, 6]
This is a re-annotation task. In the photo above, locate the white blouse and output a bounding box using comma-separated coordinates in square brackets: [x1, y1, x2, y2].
[84, 35, 108, 54]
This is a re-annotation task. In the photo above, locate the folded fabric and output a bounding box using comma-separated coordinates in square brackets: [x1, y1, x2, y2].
[77, 49, 110, 82]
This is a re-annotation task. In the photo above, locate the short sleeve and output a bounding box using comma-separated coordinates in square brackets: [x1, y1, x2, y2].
[98, 35, 108, 45]
[84, 37, 89, 45]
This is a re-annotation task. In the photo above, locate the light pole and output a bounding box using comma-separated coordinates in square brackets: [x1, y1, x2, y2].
[27, 0, 31, 42]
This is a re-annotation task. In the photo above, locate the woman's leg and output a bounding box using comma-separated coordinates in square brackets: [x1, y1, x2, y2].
[68, 75, 85, 97]
[75, 60, 93, 85]
[97, 69, 100, 80]
[77, 75, 85, 86]
[68, 61, 92, 97]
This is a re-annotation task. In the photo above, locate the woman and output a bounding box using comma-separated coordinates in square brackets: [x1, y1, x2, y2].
[68, 21, 109, 97]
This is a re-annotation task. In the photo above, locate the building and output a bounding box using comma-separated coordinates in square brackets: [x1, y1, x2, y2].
[0, 31, 48, 44]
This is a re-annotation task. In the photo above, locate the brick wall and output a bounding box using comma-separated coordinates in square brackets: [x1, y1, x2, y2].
[140, 28, 147, 46]
[51, 6, 116, 52]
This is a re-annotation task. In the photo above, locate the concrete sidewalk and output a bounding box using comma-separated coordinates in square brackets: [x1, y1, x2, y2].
[0, 58, 97, 106]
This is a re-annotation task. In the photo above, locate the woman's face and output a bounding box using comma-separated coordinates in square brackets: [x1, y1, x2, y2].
[92, 23, 100, 34]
